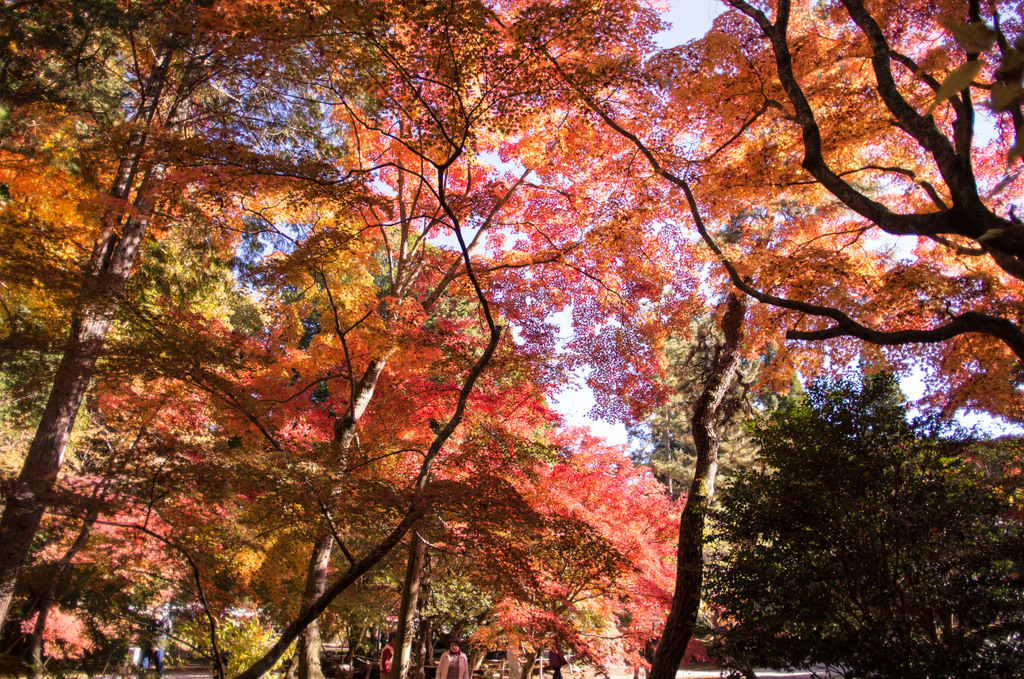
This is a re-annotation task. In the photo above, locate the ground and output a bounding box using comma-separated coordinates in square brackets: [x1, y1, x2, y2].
[128, 665, 821, 679]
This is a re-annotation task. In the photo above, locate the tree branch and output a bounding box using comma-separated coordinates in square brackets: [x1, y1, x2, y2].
[543, 39, 1024, 363]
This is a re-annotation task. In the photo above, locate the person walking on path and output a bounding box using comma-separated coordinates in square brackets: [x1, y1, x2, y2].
[381, 632, 396, 677]
[153, 610, 172, 673]
[437, 636, 469, 679]
[137, 621, 154, 676]
[547, 645, 566, 679]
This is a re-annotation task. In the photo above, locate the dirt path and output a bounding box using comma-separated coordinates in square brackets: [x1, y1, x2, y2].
[152, 665, 822, 679]
[601, 666, 819, 679]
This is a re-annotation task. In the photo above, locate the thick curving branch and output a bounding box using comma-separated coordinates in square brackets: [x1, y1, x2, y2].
[838, 0, 978, 200]
[542, 41, 1024, 363]
[727, 0, 1024, 282]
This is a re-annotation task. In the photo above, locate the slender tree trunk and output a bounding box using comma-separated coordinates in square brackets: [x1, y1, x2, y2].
[299, 356, 390, 678]
[345, 625, 367, 679]
[468, 649, 485, 672]
[28, 594, 52, 676]
[0, 32, 213, 627]
[423, 621, 436, 674]
[333, 357, 390, 452]
[391, 533, 427, 679]
[649, 294, 748, 679]
[663, 428, 673, 498]
[299, 532, 335, 679]
[519, 651, 538, 679]
[412, 616, 431, 679]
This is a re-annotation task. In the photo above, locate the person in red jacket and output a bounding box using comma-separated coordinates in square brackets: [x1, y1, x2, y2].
[381, 633, 395, 677]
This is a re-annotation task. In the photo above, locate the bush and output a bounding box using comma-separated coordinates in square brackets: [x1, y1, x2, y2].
[176, 611, 292, 676]
[707, 373, 1024, 679]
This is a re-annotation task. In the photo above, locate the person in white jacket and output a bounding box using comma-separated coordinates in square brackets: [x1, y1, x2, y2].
[437, 637, 470, 679]
[505, 643, 523, 679]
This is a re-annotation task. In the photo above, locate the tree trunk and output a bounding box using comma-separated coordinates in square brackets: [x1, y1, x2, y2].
[0, 33, 209, 626]
[519, 651, 538, 679]
[391, 533, 427, 679]
[345, 625, 367, 679]
[649, 293, 748, 679]
[333, 357, 390, 453]
[299, 532, 334, 679]
[468, 649, 485, 672]
[298, 356, 391, 678]
[412, 616, 431, 679]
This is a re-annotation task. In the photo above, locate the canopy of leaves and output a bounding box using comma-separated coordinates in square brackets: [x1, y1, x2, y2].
[549, 0, 1024, 420]
[4, 0, 1024, 674]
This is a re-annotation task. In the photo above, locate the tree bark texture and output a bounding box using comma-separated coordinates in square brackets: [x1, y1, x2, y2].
[519, 651, 538, 679]
[300, 358, 391, 678]
[649, 293, 748, 679]
[345, 625, 367, 679]
[390, 533, 427, 679]
[412, 615, 431, 679]
[298, 532, 335, 679]
[28, 499, 102, 676]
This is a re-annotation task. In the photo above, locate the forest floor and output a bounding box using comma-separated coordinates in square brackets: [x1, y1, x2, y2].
[598, 664, 819, 679]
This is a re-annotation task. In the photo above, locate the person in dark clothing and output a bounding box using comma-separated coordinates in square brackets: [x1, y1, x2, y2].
[138, 624, 153, 674]
[547, 646, 566, 679]
[151, 610, 172, 673]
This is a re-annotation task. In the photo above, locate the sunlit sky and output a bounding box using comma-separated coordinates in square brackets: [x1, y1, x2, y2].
[656, 0, 723, 48]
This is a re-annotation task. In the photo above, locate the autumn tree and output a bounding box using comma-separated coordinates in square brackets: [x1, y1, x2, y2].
[230, 2, 708, 676]
[552, 0, 1024, 415]
[523, 1, 1024, 673]
[484, 431, 677, 666]
[0, 3, 713, 679]
[695, 0, 1024, 419]
[205, 0, 564, 671]
[0, 0, 372, 629]
[0, 6, 205, 623]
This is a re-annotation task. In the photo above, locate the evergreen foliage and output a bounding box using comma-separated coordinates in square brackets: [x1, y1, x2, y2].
[708, 373, 1024, 679]
[628, 316, 774, 497]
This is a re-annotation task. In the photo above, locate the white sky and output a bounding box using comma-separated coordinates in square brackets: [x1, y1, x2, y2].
[655, 0, 724, 48]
